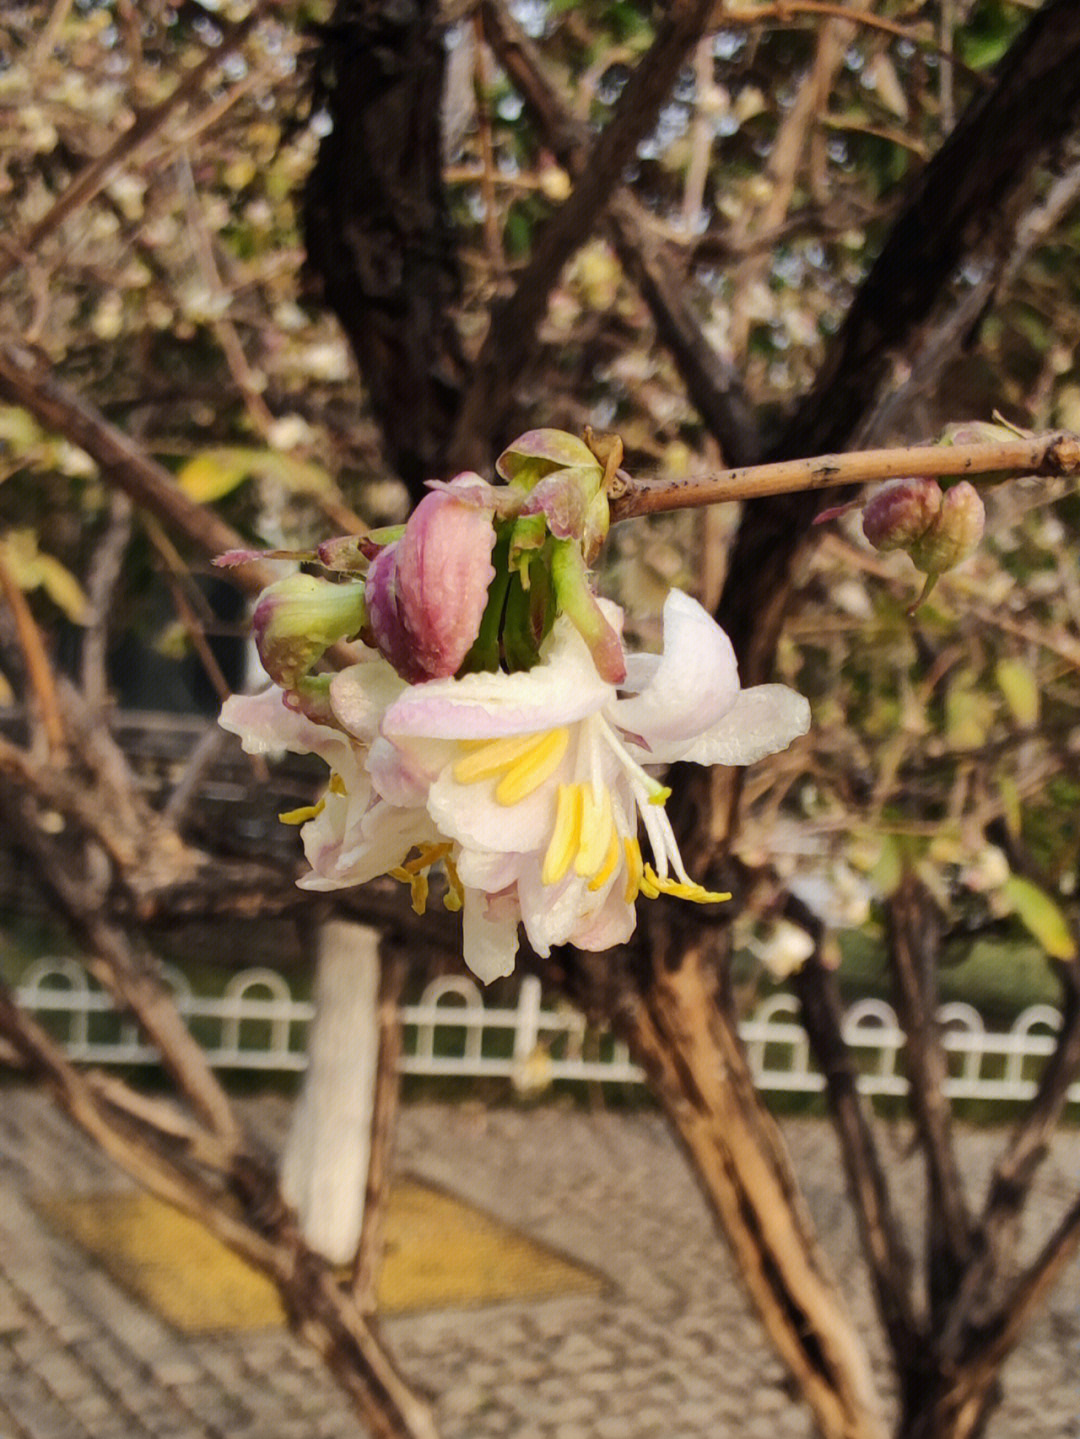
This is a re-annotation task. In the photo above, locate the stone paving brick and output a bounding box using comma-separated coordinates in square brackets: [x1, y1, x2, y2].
[4, 1089, 1080, 1437]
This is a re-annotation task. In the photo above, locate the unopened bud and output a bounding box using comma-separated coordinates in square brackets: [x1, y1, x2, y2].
[862, 478, 942, 553]
[908, 481, 984, 575]
[253, 574, 366, 690]
[365, 477, 497, 682]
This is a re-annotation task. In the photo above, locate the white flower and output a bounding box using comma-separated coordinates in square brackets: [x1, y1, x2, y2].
[221, 591, 810, 986]
[357, 589, 810, 981]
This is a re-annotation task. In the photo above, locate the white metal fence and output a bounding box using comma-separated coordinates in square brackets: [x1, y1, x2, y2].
[13, 957, 1078, 1105]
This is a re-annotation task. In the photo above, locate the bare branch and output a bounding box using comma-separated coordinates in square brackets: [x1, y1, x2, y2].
[886, 873, 974, 1321]
[0, 543, 67, 758]
[81, 492, 133, 713]
[451, 0, 719, 467]
[481, 0, 760, 463]
[351, 943, 407, 1315]
[791, 936, 925, 1358]
[608, 431, 1080, 521]
[0, 979, 440, 1439]
[0, 7, 266, 289]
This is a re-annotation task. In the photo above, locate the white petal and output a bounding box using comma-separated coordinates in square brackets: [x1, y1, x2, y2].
[455, 847, 522, 894]
[220, 688, 352, 771]
[571, 881, 637, 951]
[678, 685, 811, 766]
[462, 889, 520, 983]
[427, 769, 558, 854]
[300, 802, 434, 889]
[382, 615, 610, 740]
[516, 866, 597, 956]
[330, 662, 407, 744]
[612, 590, 739, 749]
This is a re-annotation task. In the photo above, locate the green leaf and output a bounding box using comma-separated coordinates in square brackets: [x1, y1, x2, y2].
[1002, 876, 1077, 962]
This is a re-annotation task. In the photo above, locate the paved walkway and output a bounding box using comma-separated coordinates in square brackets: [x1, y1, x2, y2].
[2, 1088, 1080, 1438]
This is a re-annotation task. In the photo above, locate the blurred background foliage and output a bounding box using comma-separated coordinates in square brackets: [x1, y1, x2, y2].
[1, 0, 1078, 1009]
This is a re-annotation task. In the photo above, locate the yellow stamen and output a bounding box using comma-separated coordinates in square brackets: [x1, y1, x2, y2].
[443, 854, 464, 912]
[588, 828, 621, 892]
[495, 728, 570, 805]
[623, 836, 644, 903]
[543, 782, 583, 885]
[452, 732, 552, 784]
[575, 785, 614, 877]
[410, 871, 429, 915]
[328, 772, 348, 795]
[641, 863, 730, 905]
[648, 784, 672, 806]
[279, 799, 325, 825]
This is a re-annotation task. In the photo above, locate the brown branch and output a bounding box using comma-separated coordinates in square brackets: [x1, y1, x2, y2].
[790, 935, 924, 1361]
[0, 7, 265, 289]
[0, 543, 67, 758]
[886, 873, 974, 1322]
[481, 0, 760, 463]
[717, 0, 1080, 682]
[81, 492, 133, 713]
[0, 346, 272, 594]
[717, 1, 989, 87]
[0, 980, 440, 1439]
[615, 940, 887, 1439]
[2, 776, 238, 1142]
[451, 0, 718, 467]
[608, 431, 1080, 520]
[0, 345, 361, 669]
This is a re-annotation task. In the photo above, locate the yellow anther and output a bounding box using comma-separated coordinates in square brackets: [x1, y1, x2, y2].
[443, 854, 464, 912]
[410, 872, 429, 915]
[543, 782, 583, 886]
[575, 785, 614, 878]
[588, 828, 621, 892]
[452, 731, 551, 784]
[647, 784, 672, 807]
[279, 799, 325, 825]
[328, 772, 348, 795]
[641, 864, 729, 905]
[623, 836, 644, 903]
[494, 728, 570, 806]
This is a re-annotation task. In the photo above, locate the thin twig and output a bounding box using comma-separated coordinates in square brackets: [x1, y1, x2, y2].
[608, 431, 1080, 520]
[717, 1, 989, 87]
[0, 543, 67, 759]
[481, 0, 760, 463]
[472, 14, 506, 279]
[451, 0, 718, 465]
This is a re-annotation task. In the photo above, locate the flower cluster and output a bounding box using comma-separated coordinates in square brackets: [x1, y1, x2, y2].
[220, 431, 811, 982]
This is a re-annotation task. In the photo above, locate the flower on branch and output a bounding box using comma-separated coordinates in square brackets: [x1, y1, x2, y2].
[222, 590, 809, 983]
[219, 428, 811, 983]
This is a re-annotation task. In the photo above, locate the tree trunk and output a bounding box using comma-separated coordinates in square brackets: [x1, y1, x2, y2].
[304, 0, 465, 500]
[281, 920, 382, 1264]
[548, 931, 887, 1439]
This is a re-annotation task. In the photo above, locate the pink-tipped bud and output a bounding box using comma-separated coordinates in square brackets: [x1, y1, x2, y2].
[862, 479, 942, 553]
[253, 574, 367, 690]
[364, 477, 497, 682]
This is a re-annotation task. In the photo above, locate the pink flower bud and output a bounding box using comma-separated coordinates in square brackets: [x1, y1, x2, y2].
[862, 479, 942, 553]
[365, 477, 497, 682]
